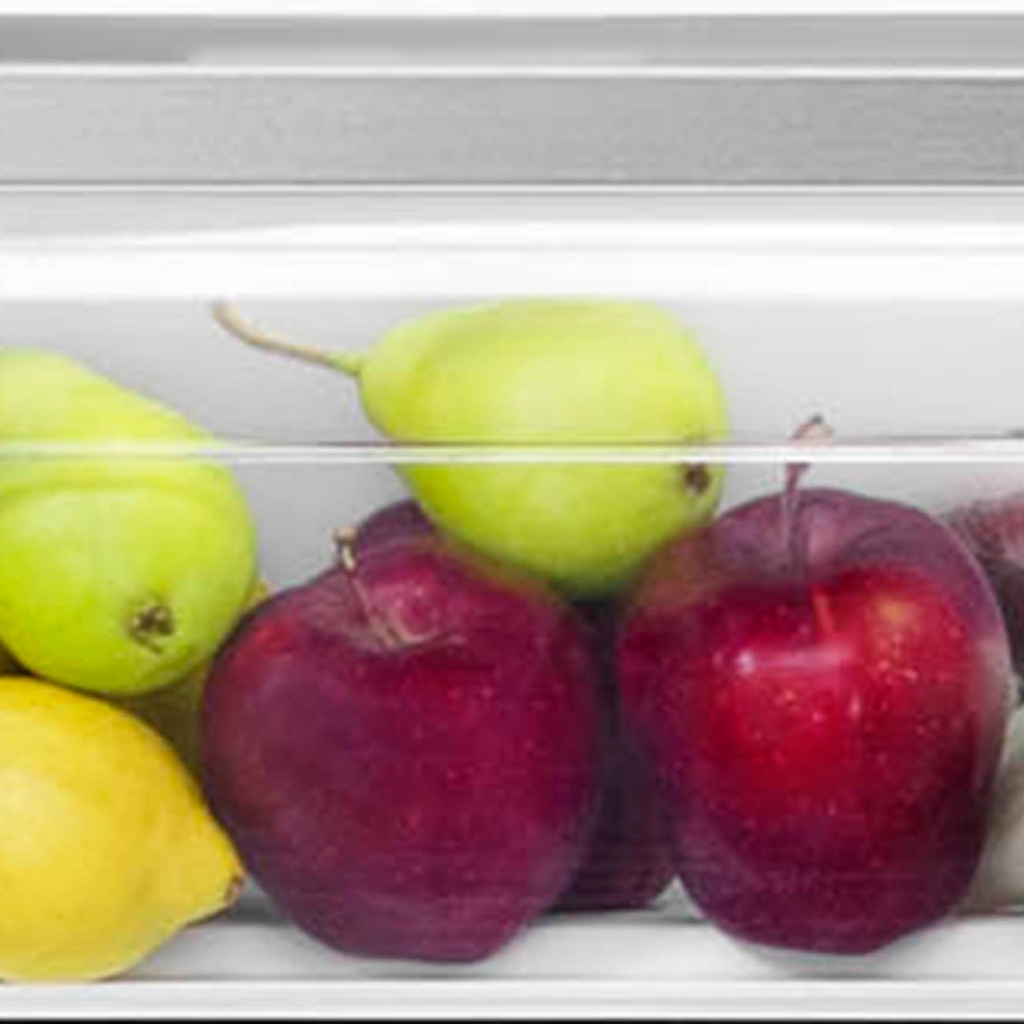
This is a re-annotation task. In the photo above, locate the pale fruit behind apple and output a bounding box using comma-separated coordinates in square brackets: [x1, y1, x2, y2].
[962, 705, 1024, 912]
[619, 483, 1012, 954]
[947, 493, 1024, 685]
[213, 300, 727, 597]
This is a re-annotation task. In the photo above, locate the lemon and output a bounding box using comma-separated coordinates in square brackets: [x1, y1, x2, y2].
[0, 675, 242, 981]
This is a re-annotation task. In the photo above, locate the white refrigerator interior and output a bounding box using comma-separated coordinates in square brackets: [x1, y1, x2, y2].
[2, 13, 1024, 1019]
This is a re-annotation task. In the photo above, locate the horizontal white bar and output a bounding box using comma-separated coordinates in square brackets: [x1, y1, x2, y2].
[7, 438, 1024, 465]
[1, 247, 1024, 300]
[1, 977, 1024, 1020]
[88, 221, 1024, 251]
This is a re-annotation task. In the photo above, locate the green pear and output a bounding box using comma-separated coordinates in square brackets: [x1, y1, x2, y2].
[0, 350, 258, 695]
[214, 300, 727, 596]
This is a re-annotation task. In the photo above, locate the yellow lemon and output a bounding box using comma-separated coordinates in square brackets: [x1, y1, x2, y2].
[0, 675, 242, 981]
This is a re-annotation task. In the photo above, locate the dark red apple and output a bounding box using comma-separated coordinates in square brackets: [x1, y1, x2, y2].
[202, 527, 603, 963]
[554, 599, 674, 912]
[354, 503, 674, 913]
[349, 499, 435, 556]
[618, 484, 1012, 954]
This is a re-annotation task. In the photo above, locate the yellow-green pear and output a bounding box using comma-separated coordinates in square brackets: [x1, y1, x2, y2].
[0, 350, 258, 695]
[214, 300, 727, 597]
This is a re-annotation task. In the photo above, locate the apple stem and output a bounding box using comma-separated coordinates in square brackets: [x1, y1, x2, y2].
[783, 415, 834, 575]
[335, 539, 412, 649]
[334, 528, 358, 572]
[211, 302, 368, 378]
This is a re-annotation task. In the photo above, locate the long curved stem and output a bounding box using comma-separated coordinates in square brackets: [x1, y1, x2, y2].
[211, 302, 367, 378]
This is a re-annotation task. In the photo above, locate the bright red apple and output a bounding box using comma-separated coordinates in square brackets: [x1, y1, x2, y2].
[202, 524, 603, 963]
[618, 483, 1012, 954]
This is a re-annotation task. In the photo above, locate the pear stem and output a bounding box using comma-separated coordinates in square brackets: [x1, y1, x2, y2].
[210, 302, 367, 378]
